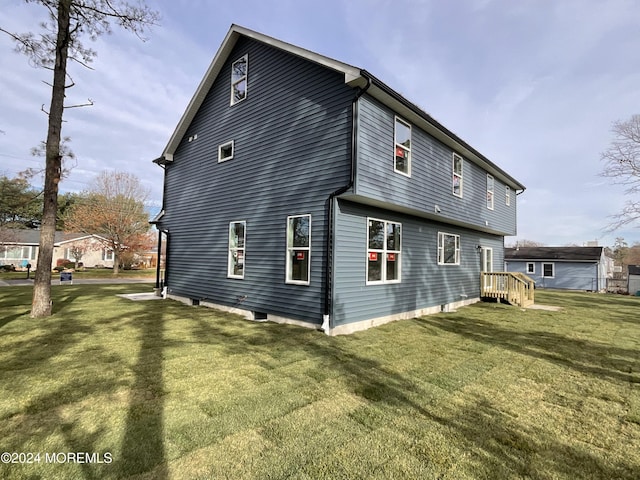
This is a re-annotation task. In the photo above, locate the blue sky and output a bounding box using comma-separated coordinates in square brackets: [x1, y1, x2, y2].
[1, 0, 639, 247]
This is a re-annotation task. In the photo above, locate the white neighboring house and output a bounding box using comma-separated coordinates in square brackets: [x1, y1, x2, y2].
[0, 229, 114, 269]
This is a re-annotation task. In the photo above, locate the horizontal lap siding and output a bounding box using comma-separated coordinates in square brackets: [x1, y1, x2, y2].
[505, 261, 600, 290]
[355, 95, 517, 236]
[162, 37, 353, 324]
[333, 199, 504, 325]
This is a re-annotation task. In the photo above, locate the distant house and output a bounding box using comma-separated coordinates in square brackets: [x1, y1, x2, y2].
[628, 265, 640, 295]
[0, 229, 114, 269]
[152, 24, 526, 334]
[504, 246, 610, 291]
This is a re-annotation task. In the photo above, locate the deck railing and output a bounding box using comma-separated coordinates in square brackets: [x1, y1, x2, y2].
[481, 272, 535, 307]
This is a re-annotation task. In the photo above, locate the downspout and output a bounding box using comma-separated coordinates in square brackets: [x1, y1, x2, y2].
[321, 73, 371, 334]
[151, 156, 168, 296]
[154, 230, 162, 292]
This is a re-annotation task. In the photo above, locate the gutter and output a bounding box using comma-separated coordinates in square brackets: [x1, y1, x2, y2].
[321, 73, 372, 334]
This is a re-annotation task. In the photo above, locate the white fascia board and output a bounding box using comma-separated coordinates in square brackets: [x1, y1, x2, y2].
[162, 24, 364, 159]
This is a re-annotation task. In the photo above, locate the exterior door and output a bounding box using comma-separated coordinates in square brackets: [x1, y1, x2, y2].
[482, 247, 493, 289]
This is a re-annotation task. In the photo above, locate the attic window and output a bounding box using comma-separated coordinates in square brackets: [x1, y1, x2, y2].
[218, 141, 234, 162]
[231, 55, 248, 105]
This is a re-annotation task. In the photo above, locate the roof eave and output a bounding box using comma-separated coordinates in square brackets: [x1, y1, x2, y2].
[362, 71, 526, 191]
[160, 24, 364, 160]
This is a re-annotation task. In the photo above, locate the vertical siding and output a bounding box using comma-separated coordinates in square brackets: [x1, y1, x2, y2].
[161, 37, 354, 324]
[332, 199, 505, 326]
[355, 95, 517, 235]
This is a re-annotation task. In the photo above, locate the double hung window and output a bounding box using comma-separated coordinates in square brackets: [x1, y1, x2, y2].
[487, 174, 495, 210]
[286, 215, 311, 285]
[228, 221, 246, 278]
[394, 117, 411, 176]
[453, 153, 463, 197]
[438, 232, 460, 265]
[367, 218, 402, 284]
[231, 55, 248, 105]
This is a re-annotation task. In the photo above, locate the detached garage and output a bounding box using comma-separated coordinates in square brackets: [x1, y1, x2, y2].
[505, 246, 610, 291]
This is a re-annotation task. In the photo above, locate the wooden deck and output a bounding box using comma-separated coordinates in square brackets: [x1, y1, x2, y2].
[481, 272, 535, 307]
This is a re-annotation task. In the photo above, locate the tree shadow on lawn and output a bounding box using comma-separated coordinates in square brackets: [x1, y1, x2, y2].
[0, 288, 171, 479]
[419, 314, 640, 385]
[418, 392, 638, 480]
[116, 303, 170, 479]
[182, 310, 638, 479]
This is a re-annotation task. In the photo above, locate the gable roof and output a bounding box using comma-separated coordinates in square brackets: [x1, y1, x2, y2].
[158, 24, 525, 192]
[505, 246, 604, 262]
[1, 229, 102, 246]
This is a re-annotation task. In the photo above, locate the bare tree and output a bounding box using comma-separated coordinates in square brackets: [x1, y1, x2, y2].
[64, 171, 151, 274]
[1, 1, 159, 317]
[600, 115, 640, 230]
[506, 239, 546, 248]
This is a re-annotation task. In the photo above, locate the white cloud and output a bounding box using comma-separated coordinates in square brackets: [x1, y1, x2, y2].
[1, 0, 639, 246]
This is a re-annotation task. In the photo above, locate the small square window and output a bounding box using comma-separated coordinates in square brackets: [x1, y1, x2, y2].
[218, 141, 234, 162]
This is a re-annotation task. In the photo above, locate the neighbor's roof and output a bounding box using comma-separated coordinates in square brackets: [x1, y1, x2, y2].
[628, 265, 640, 276]
[1, 229, 100, 246]
[159, 24, 525, 191]
[505, 246, 604, 262]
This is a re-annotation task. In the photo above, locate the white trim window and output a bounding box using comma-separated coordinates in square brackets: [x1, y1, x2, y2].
[102, 249, 114, 261]
[527, 262, 535, 274]
[543, 262, 554, 278]
[366, 218, 401, 284]
[505, 185, 511, 206]
[230, 55, 248, 105]
[487, 174, 495, 210]
[452, 153, 463, 197]
[228, 221, 246, 279]
[2, 246, 33, 260]
[394, 117, 411, 176]
[286, 214, 311, 285]
[218, 141, 234, 162]
[438, 232, 460, 265]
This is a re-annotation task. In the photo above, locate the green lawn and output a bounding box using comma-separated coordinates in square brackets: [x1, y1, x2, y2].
[0, 268, 156, 280]
[0, 286, 639, 479]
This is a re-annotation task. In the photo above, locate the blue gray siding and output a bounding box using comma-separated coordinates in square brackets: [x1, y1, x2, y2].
[161, 37, 354, 324]
[332, 199, 505, 325]
[505, 261, 602, 290]
[354, 95, 517, 236]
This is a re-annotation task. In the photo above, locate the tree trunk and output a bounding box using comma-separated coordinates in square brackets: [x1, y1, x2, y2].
[31, 0, 71, 318]
[113, 250, 120, 275]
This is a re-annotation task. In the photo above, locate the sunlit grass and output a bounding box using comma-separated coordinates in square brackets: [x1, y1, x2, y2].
[0, 286, 639, 479]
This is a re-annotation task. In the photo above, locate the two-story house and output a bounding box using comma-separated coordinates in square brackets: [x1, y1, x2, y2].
[152, 25, 525, 335]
